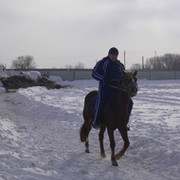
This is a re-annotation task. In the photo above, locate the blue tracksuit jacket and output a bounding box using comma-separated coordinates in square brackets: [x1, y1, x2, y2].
[92, 56, 126, 124]
[92, 56, 125, 84]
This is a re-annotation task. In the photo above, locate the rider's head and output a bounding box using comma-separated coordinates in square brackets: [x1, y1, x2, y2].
[108, 47, 119, 61]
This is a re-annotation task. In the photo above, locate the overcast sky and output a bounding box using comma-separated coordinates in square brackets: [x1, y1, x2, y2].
[0, 0, 180, 69]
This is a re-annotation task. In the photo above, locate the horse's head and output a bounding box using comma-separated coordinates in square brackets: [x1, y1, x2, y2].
[121, 70, 138, 97]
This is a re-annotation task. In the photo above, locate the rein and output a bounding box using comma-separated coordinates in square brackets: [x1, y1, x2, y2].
[107, 79, 137, 97]
[107, 84, 128, 93]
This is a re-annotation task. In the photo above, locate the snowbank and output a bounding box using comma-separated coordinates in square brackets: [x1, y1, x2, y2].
[0, 79, 179, 180]
[0, 64, 8, 78]
[19, 71, 42, 81]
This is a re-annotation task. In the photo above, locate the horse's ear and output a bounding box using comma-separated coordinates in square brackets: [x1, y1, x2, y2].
[134, 70, 137, 76]
[121, 70, 126, 76]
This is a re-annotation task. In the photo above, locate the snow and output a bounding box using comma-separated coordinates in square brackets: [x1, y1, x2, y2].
[19, 71, 42, 81]
[0, 79, 180, 180]
[0, 65, 8, 78]
[3, 70, 42, 81]
[48, 76, 62, 85]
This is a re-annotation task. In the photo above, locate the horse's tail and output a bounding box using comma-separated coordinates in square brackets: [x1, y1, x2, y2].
[80, 123, 87, 142]
[80, 109, 92, 142]
[80, 90, 97, 142]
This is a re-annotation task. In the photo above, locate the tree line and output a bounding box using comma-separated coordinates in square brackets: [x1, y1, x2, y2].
[131, 53, 180, 71]
[10, 55, 85, 69]
[7, 53, 180, 71]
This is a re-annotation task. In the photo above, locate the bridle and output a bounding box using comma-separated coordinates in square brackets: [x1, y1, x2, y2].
[107, 77, 138, 97]
[107, 83, 127, 92]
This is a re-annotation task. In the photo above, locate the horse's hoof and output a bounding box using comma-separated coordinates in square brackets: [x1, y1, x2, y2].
[112, 161, 118, 166]
[101, 153, 106, 158]
[85, 149, 90, 153]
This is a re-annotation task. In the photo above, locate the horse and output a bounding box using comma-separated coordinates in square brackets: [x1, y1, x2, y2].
[80, 70, 138, 166]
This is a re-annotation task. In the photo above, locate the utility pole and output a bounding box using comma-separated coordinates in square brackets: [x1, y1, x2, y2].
[155, 50, 157, 57]
[142, 56, 144, 70]
[123, 51, 126, 69]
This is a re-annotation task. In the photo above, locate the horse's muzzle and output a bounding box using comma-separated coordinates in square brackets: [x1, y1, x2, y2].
[130, 85, 138, 97]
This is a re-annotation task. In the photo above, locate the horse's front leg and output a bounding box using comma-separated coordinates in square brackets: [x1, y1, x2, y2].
[99, 125, 106, 158]
[107, 128, 118, 166]
[116, 125, 130, 160]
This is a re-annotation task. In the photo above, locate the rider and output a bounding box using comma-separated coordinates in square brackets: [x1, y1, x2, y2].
[92, 47, 133, 130]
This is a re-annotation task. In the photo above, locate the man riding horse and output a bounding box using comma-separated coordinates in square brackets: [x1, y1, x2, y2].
[92, 47, 133, 130]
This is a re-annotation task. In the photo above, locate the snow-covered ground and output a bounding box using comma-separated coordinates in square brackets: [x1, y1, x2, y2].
[0, 79, 179, 180]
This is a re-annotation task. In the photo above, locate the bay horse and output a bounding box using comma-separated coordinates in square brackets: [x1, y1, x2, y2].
[80, 70, 138, 166]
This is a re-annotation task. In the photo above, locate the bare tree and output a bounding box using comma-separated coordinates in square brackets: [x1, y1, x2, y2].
[145, 54, 180, 70]
[163, 54, 180, 70]
[65, 63, 85, 69]
[130, 63, 142, 70]
[74, 62, 85, 69]
[65, 64, 73, 70]
[11, 55, 36, 69]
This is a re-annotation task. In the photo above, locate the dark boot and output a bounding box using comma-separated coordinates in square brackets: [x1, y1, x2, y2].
[92, 122, 100, 130]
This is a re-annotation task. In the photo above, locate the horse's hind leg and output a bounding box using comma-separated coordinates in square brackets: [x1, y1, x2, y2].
[116, 125, 130, 160]
[85, 138, 90, 153]
[99, 125, 106, 158]
[80, 119, 92, 153]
